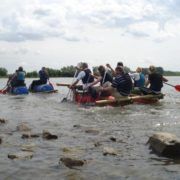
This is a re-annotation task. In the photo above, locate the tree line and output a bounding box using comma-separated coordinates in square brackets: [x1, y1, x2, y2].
[0, 66, 180, 77]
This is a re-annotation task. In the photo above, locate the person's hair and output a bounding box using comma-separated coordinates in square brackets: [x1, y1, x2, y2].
[149, 65, 156, 72]
[98, 65, 105, 73]
[42, 67, 46, 71]
[136, 67, 142, 73]
[117, 62, 123, 67]
[18, 66, 23, 71]
[81, 62, 88, 69]
[115, 66, 124, 74]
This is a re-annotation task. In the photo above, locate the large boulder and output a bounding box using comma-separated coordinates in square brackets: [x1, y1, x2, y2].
[148, 132, 180, 158]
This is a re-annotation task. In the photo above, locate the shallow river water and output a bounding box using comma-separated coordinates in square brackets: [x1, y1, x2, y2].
[0, 77, 180, 180]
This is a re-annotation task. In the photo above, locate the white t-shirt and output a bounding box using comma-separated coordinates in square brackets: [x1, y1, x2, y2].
[130, 73, 140, 81]
[76, 71, 86, 81]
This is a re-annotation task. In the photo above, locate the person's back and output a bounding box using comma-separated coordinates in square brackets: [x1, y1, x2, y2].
[112, 72, 132, 96]
[149, 72, 163, 92]
[39, 68, 49, 84]
[14, 67, 26, 87]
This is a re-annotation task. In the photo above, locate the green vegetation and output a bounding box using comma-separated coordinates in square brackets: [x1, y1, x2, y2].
[0, 66, 180, 78]
[0, 67, 8, 77]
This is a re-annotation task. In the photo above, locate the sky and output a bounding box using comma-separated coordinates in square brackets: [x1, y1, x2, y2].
[0, 0, 180, 73]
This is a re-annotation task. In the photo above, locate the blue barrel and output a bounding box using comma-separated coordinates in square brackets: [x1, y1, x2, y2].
[12, 86, 29, 95]
[33, 84, 54, 92]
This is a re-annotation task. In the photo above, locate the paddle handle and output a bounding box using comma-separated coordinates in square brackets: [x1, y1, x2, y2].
[56, 83, 71, 87]
[164, 82, 175, 87]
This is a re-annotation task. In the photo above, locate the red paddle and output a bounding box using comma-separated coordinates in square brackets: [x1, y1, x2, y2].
[164, 82, 180, 92]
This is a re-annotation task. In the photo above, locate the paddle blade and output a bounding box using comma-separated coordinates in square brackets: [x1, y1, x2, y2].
[175, 85, 180, 92]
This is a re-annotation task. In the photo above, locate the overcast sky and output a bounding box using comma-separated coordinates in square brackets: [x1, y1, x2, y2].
[0, 0, 180, 73]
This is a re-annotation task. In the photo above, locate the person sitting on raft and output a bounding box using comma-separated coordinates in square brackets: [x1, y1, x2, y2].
[99, 66, 133, 99]
[130, 67, 145, 89]
[7, 67, 26, 90]
[87, 65, 113, 96]
[141, 65, 168, 94]
[69, 62, 94, 90]
[30, 67, 49, 91]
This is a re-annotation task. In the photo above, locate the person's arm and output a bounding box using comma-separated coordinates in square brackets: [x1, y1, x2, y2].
[69, 79, 79, 89]
[106, 64, 116, 77]
[88, 77, 102, 87]
[162, 76, 168, 82]
[69, 71, 85, 89]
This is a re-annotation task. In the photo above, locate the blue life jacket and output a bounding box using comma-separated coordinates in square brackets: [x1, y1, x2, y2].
[135, 73, 145, 87]
[17, 71, 25, 81]
[82, 69, 94, 84]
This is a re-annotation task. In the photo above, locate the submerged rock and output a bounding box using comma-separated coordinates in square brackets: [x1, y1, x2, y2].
[148, 132, 180, 158]
[103, 147, 118, 156]
[21, 133, 40, 139]
[0, 118, 6, 124]
[16, 123, 31, 132]
[8, 152, 33, 160]
[42, 130, 58, 140]
[110, 136, 117, 142]
[60, 157, 85, 168]
[85, 129, 99, 135]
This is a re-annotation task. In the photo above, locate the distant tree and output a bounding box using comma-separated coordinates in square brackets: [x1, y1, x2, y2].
[60, 66, 76, 77]
[26, 71, 38, 78]
[0, 67, 8, 77]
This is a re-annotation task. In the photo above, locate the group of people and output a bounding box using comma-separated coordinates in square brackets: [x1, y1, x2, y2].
[6, 62, 168, 97]
[6, 67, 49, 92]
[69, 62, 168, 99]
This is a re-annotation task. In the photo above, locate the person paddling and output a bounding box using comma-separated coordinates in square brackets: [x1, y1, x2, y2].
[69, 62, 94, 90]
[141, 65, 168, 94]
[87, 65, 113, 96]
[30, 67, 49, 91]
[100, 66, 133, 99]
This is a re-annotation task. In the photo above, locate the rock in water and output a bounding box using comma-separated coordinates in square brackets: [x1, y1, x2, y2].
[8, 152, 33, 160]
[21, 133, 40, 139]
[103, 147, 118, 156]
[0, 118, 6, 124]
[148, 132, 180, 158]
[16, 123, 31, 132]
[0, 137, 2, 144]
[42, 130, 58, 140]
[60, 157, 85, 168]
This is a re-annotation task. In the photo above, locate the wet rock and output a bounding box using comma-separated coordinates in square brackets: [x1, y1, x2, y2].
[0, 137, 2, 144]
[21, 133, 40, 139]
[94, 142, 102, 147]
[73, 124, 82, 128]
[16, 123, 31, 132]
[103, 147, 118, 156]
[85, 129, 99, 135]
[148, 132, 180, 158]
[60, 157, 85, 168]
[42, 130, 58, 140]
[110, 136, 117, 142]
[8, 152, 33, 160]
[0, 118, 6, 124]
[21, 143, 36, 152]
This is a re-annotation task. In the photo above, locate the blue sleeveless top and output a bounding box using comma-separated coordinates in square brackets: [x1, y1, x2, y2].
[17, 71, 25, 81]
[135, 73, 145, 87]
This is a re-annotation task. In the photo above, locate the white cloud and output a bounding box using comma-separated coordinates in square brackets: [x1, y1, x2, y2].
[0, 0, 180, 42]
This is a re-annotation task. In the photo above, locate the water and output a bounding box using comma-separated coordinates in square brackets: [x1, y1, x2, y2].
[0, 77, 180, 180]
